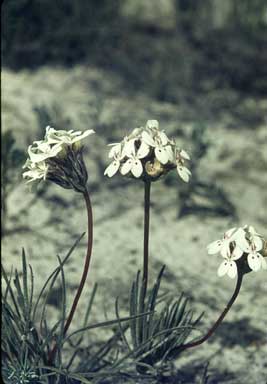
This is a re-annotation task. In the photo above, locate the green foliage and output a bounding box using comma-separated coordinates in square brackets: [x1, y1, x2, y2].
[1, 235, 106, 382]
[2, 235, 85, 382]
[1, 236, 157, 383]
[114, 267, 203, 377]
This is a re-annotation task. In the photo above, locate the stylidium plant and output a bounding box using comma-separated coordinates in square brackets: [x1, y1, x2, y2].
[104, 119, 191, 288]
[208, 225, 267, 278]
[176, 225, 267, 354]
[103, 119, 266, 368]
[23, 126, 95, 362]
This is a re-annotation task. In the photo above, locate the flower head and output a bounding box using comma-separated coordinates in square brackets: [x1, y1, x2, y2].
[23, 126, 94, 192]
[104, 120, 191, 182]
[45, 126, 94, 146]
[208, 225, 267, 278]
[22, 159, 49, 183]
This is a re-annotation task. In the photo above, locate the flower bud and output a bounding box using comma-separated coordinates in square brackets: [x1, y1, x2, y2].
[145, 159, 164, 178]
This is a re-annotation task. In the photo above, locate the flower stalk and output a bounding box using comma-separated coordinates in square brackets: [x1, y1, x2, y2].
[48, 186, 93, 363]
[143, 180, 151, 289]
[180, 270, 243, 352]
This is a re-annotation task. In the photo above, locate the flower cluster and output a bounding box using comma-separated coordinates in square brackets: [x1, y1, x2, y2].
[104, 120, 191, 182]
[23, 126, 94, 190]
[207, 225, 267, 278]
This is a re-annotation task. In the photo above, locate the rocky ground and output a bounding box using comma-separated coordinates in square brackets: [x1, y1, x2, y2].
[2, 64, 267, 383]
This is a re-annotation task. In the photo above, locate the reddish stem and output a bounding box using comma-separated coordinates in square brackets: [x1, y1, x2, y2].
[48, 187, 93, 363]
[181, 272, 243, 352]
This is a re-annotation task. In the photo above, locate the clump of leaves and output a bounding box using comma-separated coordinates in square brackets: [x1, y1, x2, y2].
[114, 266, 203, 378]
[2, 234, 145, 384]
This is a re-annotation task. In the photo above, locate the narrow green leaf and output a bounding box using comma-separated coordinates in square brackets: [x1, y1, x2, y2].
[115, 297, 132, 352]
[1, 264, 21, 318]
[32, 232, 85, 322]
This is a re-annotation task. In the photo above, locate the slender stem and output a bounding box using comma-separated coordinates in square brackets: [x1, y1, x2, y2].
[181, 272, 243, 352]
[143, 181, 151, 289]
[48, 187, 93, 363]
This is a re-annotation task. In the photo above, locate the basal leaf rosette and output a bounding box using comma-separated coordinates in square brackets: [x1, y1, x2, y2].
[207, 225, 267, 278]
[104, 120, 191, 183]
[22, 126, 94, 192]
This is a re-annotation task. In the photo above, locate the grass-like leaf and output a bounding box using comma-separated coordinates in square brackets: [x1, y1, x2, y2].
[115, 266, 203, 374]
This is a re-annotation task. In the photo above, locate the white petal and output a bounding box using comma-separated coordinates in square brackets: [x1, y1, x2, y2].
[131, 159, 143, 178]
[142, 131, 156, 147]
[108, 142, 120, 147]
[231, 246, 244, 260]
[218, 260, 230, 277]
[220, 241, 231, 258]
[120, 159, 133, 175]
[227, 261, 237, 278]
[247, 252, 262, 271]
[104, 160, 120, 177]
[207, 240, 222, 255]
[71, 129, 95, 143]
[155, 146, 169, 165]
[247, 225, 258, 236]
[253, 235, 263, 251]
[158, 131, 169, 145]
[131, 127, 142, 138]
[165, 145, 175, 162]
[122, 139, 136, 157]
[146, 120, 159, 130]
[180, 149, 190, 160]
[225, 227, 237, 239]
[108, 144, 121, 159]
[36, 142, 51, 152]
[235, 236, 251, 253]
[137, 141, 150, 159]
[28, 144, 62, 162]
[177, 166, 191, 182]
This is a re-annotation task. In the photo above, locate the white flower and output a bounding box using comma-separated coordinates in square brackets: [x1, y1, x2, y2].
[108, 142, 125, 159]
[104, 152, 122, 178]
[27, 141, 63, 163]
[180, 149, 190, 160]
[23, 126, 94, 189]
[104, 119, 191, 182]
[45, 126, 94, 146]
[120, 147, 147, 178]
[207, 227, 246, 259]
[142, 130, 173, 165]
[217, 257, 238, 279]
[247, 249, 267, 271]
[22, 160, 49, 183]
[108, 138, 136, 159]
[146, 119, 159, 131]
[245, 225, 263, 251]
[177, 165, 191, 182]
[108, 127, 145, 160]
[209, 225, 267, 278]
[175, 148, 191, 182]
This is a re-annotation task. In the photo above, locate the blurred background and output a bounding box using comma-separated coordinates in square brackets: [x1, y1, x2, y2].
[2, 1, 267, 383]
